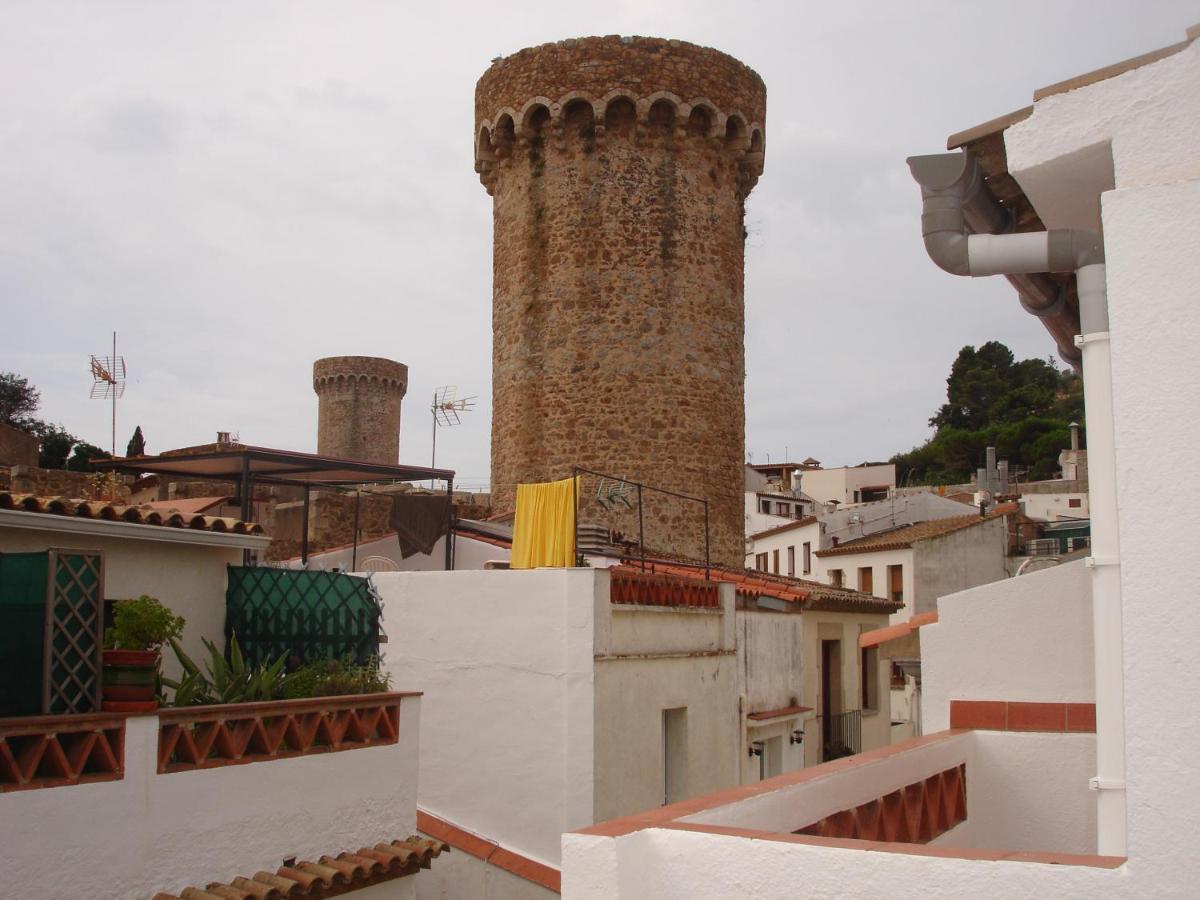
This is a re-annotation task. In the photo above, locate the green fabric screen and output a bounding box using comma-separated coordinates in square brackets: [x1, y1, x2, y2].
[0, 552, 49, 716]
[225, 566, 382, 668]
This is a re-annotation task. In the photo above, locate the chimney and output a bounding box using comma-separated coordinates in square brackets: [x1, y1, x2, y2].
[1069, 422, 1081, 451]
[217, 431, 231, 446]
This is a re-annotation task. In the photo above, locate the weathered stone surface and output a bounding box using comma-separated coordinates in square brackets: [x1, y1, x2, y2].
[313, 356, 408, 464]
[475, 36, 765, 566]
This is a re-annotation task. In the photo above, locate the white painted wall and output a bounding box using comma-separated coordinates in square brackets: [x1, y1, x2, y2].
[593, 580, 740, 821]
[813, 545, 912, 619]
[744, 519, 819, 576]
[1020, 492, 1089, 522]
[564, 728, 1101, 897]
[413, 842, 555, 900]
[968, 731, 1096, 854]
[376, 570, 597, 868]
[562, 822, 1120, 900]
[0, 697, 421, 900]
[797, 464, 895, 506]
[0, 520, 256, 684]
[923, 560, 1093, 734]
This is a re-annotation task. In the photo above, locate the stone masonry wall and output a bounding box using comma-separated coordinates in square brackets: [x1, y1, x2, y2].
[0, 423, 38, 467]
[313, 356, 408, 464]
[475, 36, 766, 566]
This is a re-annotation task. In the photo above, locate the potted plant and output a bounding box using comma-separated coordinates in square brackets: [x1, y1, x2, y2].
[102, 595, 184, 712]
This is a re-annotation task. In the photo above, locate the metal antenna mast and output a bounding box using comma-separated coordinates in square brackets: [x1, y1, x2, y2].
[431, 385, 475, 476]
[89, 331, 127, 458]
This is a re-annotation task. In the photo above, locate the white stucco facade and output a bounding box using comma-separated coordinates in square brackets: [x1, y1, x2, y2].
[923, 560, 1094, 734]
[795, 464, 895, 506]
[0, 697, 421, 900]
[1020, 491, 1089, 522]
[375, 568, 741, 869]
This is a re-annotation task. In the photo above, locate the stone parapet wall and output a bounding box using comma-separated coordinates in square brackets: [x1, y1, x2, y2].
[2, 465, 132, 502]
[475, 36, 765, 566]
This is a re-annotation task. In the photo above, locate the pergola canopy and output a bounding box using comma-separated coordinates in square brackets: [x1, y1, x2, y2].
[93, 445, 454, 487]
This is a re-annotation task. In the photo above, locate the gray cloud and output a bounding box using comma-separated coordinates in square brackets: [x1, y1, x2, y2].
[1, 0, 1194, 482]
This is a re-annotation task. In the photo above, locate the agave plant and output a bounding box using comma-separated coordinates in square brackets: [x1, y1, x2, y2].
[163, 634, 288, 707]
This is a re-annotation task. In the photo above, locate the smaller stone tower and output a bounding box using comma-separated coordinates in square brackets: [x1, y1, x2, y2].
[313, 356, 408, 464]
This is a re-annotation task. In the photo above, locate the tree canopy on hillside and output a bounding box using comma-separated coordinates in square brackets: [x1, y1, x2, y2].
[892, 342, 1084, 485]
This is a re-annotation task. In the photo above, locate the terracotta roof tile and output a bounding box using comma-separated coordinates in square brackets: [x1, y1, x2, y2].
[0, 492, 265, 536]
[860, 611, 939, 649]
[152, 836, 448, 900]
[816, 510, 1009, 558]
[617, 559, 901, 615]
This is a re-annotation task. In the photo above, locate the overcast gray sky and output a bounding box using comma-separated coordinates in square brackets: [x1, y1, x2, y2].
[2, 2, 1195, 490]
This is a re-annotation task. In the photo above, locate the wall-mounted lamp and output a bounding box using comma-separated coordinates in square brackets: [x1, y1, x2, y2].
[748, 740, 764, 758]
[790, 729, 805, 745]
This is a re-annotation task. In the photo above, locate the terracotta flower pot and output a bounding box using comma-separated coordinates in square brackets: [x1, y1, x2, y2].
[102, 648, 161, 713]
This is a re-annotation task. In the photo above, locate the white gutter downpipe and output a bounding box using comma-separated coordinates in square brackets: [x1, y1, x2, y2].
[909, 151, 1127, 856]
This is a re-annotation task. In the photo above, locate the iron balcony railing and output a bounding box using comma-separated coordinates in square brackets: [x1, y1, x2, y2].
[817, 709, 862, 761]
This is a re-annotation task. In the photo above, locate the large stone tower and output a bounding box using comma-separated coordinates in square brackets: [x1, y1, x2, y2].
[474, 36, 765, 566]
[313, 356, 408, 464]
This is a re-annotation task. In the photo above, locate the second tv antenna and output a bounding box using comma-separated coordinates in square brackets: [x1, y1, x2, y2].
[431, 385, 475, 473]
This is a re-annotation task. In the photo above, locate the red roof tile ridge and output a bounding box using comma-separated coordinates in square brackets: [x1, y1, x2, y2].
[152, 834, 448, 900]
[0, 490, 264, 536]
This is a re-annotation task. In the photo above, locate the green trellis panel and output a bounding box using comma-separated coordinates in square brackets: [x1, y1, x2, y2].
[225, 566, 381, 668]
[0, 549, 104, 717]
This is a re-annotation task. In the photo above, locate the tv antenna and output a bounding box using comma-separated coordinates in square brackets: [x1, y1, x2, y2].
[89, 331, 127, 459]
[431, 385, 475, 474]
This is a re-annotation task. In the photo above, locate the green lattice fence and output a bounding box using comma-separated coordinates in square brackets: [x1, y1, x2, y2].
[0, 549, 104, 717]
[225, 567, 382, 668]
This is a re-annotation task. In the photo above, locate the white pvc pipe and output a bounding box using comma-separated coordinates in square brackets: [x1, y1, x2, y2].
[1075, 262, 1127, 856]
[968, 232, 1051, 276]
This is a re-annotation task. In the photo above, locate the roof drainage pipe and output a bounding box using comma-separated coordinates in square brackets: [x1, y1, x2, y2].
[909, 150, 1126, 857]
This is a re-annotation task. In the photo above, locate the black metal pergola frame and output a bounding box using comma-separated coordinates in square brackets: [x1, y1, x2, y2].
[94, 445, 457, 569]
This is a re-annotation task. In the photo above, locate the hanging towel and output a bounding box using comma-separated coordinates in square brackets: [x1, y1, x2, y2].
[389, 493, 451, 559]
[510, 476, 581, 569]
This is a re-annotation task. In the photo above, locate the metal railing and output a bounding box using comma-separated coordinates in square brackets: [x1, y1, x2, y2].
[817, 709, 862, 761]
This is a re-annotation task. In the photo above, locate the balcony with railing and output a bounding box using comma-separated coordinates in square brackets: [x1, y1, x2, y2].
[0, 692, 428, 899]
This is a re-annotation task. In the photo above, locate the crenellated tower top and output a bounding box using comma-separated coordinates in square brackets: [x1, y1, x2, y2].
[474, 36, 765, 197]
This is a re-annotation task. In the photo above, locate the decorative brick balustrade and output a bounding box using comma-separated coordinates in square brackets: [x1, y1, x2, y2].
[794, 764, 967, 844]
[0, 712, 125, 792]
[610, 568, 720, 609]
[157, 693, 406, 774]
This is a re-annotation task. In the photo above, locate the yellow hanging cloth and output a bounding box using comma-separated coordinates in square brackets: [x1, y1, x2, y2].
[510, 476, 581, 569]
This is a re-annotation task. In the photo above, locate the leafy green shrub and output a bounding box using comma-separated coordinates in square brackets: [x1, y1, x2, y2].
[105, 595, 185, 652]
[282, 656, 390, 699]
[163, 634, 287, 706]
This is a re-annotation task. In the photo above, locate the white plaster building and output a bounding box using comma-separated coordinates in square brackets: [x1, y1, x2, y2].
[562, 25, 1200, 895]
[815, 511, 1009, 624]
[795, 463, 895, 506]
[375, 562, 897, 892]
[744, 491, 975, 583]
